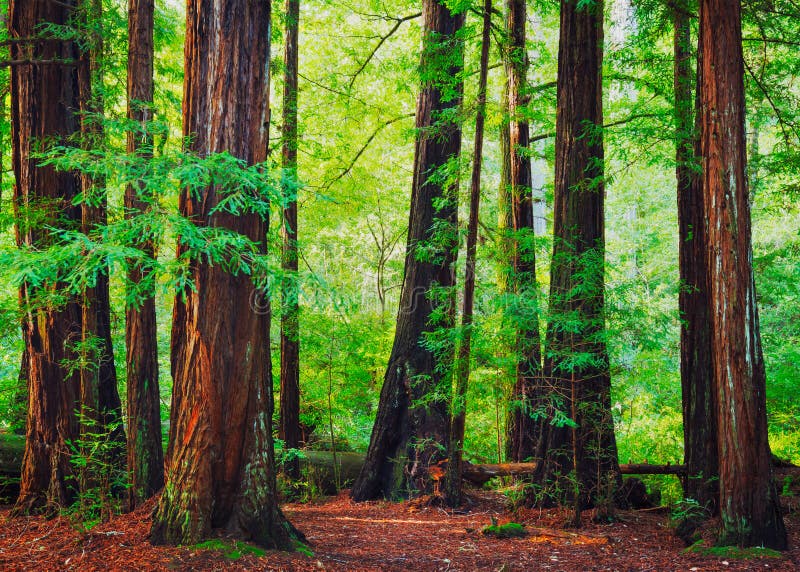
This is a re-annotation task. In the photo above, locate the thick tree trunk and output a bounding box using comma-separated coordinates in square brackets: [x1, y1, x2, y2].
[674, 3, 718, 512]
[698, 0, 787, 550]
[76, 0, 126, 493]
[150, 0, 295, 548]
[280, 0, 302, 482]
[443, 0, 492, 508]
[351, 0, 464, 501]
[529, 0, 621, 511]
[9, 0, 83, 516]
[125, 0, 164, 509]
[504, 0, 544, 464]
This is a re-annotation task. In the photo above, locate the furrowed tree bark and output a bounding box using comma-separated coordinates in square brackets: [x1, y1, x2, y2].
[76, 0, 126, 491]
[698, 0, 787, 550]
[674, 2, 718, 513]
[351, 0, 465, 501]
[280, 0, 302, 482]
[125, 0, 164, 509]
[9, 0, 83, 516]
[150, 0, 295, 548]
[504, 0, 544, 465]
[443, 0, 491, 508]
[528, 0, 621, 511]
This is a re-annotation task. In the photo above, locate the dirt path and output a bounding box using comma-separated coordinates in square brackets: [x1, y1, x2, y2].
[0, 490, 798, 570]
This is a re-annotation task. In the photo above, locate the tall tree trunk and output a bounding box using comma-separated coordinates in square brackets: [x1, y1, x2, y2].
[497, 120, 512, 297]
[76, 0, 126, 491]
[529, 0, 621, 511]
[150, 0, 295, 548]
[674, 2, 717, 512]
[280, 0, 302, 481]
[9, 0, 83, 516]
[443, 0, 491, 508]
[698, 0, 787, 550]
[504, 0, 544, 464]
[351, 0, 465, 501]
[125, 0, 164, 509]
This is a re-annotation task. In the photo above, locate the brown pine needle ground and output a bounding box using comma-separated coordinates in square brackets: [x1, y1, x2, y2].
[0, 490, 798, 571]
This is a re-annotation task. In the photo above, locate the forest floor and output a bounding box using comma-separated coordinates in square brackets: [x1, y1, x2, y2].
[0, 489, 799, 571]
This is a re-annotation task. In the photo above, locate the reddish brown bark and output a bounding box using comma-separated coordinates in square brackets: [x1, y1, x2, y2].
[150, 0, 295, 547]
[76, 0, 126, 488]
[9, 0, 83, 515]
[698, 0, 786, 550]
[674, 3, 718, 512]
[280, 0, 302, 481]
[443, 0, 491, 508]
[529, 0, 621, 511]
[125, 0, 164, 508]
[504, 0, 544, 465]
[351, 0, 464, 501]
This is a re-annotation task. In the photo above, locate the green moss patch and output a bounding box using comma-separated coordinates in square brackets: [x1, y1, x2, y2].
[684, 541, 783, 560]
[482, 522, 527, 539]
[193, 538, 267, 560]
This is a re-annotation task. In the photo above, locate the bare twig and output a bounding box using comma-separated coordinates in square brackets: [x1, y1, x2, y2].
[322, 113, 415, 189]
[347, 12, 421, 92]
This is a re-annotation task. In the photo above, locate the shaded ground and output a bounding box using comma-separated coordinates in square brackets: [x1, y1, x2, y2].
[0, 490, 798, 571]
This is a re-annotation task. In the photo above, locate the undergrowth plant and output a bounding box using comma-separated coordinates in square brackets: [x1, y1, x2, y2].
[65, 413, 128, 531]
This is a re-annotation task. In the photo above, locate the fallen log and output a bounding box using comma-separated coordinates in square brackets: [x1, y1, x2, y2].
[1, 439, 797, 503]
[451, 461, 689, 486]
[287, 450, 365, 494]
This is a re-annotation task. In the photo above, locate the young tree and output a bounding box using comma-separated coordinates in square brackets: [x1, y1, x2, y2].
[150, 0, 295, 547]
[673, 1, 717, 512]
[351, 0, 465, 501]
[280, 0, 302, 481]
[503, 0, 544, 464]
[9, 0, 83, 515]
[697, 0, 787, 549]
[444, 0, 492, 507]
[529, 0, 621, 511]
[125, 0, 164, 508]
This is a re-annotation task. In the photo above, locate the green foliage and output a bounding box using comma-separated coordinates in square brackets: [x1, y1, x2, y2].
[65, 414, 128, 532]
[670, 497, 709, 526]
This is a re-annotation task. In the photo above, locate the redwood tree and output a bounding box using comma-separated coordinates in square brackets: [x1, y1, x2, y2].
[529, 0, 621, 511]
[76, 0, 126, 484]
[504, 0, 544, 464]
[150, 0, 295, 547]
[673, 2, 717, 512]
[280, 0, 302, 481]
[9, 0, 83, 515]
[125, 0, 164, 508]
[698, 0, 786, 549]
[351, 0, 465, 501]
